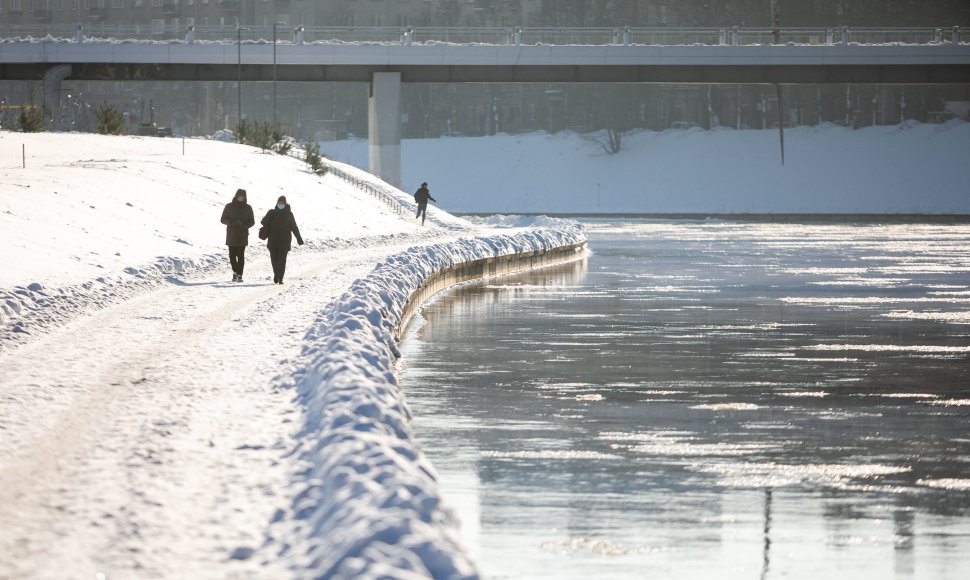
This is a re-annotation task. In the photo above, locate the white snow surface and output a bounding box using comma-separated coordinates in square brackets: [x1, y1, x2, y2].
[320, 121, 970, 214]
[0, 132, 585, 580]
[2, 120, 966, 578]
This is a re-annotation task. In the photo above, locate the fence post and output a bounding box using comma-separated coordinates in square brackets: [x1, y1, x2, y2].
[955, 26, 961, 45]
[825, 28, 833, 45]
[623, 26, 631, 46]
[934, 28, 943, 44]
[296, 26, 304, 45]
[76, 24, 84, 43]
[718, 28, 726, 46]
[514, 27, 522, 46]
[186, 25, 195, 44]
[841, 26, 849, 45]
[732, 26, 740, 46]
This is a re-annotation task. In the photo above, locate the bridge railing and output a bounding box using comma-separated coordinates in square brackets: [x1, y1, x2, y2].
[0, 24, 963, 47]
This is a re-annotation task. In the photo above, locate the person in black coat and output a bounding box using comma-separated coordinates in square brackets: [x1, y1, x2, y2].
[261, 195, 304, 284]
[414, 182, 436, 225]
[220, 188, 255, 282]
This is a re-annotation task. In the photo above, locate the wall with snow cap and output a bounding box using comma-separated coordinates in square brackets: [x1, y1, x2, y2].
[283, 219, 587, 580]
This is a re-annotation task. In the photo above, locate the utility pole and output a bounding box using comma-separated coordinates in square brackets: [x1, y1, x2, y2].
[273, 22, 285, 128]
[771, 0, 785, 165]
[237, 27, 248, 128]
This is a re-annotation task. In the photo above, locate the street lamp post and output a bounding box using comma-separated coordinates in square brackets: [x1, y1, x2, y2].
[237, 27, 248, 129]
[273, 22, 285, 129]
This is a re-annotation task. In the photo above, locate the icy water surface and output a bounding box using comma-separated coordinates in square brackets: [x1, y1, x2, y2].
[399, 221, 970, 580]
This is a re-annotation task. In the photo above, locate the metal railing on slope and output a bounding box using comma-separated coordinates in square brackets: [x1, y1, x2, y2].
[324, 163, 411, 219]
[286, 147, 409, 218]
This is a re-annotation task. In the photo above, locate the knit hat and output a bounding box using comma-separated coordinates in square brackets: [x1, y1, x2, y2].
[277, 195, 287, 204]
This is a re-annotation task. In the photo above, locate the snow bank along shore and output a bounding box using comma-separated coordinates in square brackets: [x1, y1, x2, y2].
[285, 221, 585, 578]
[0, 131, 585, 579]
[321, 120, 970, 215]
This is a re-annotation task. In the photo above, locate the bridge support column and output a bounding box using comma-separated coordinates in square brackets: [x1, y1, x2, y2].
[368, 72, 401, 189]
[44, 64, 72, 126]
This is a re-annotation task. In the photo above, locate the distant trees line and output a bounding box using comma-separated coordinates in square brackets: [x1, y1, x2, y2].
[395, 83, 967, 140]
[2, 80, 966, 142]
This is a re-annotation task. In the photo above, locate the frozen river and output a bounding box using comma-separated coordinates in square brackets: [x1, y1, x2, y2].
[399, 220, 970, 580]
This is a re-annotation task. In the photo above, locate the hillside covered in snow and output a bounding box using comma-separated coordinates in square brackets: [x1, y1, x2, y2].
[320, 121, 970, 215]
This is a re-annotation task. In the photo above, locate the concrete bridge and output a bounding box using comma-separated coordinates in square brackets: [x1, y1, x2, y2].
[2, 28, 968, 186]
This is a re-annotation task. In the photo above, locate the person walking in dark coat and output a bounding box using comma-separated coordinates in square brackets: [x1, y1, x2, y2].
[414, 182, 436, 225]
[261, 195, 304, 284]
[220, 188, 255, 282]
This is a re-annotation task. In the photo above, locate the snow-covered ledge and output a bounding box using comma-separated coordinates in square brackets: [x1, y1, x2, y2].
[278, 222, 586, 579]
[399, 238, 588, 336]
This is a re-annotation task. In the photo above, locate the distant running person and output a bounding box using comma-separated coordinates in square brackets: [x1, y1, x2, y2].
[414, 182, 436, 225]
[220, 188, 255, 282]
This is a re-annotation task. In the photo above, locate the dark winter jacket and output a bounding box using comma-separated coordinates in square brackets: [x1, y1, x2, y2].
[414, 186, 436, 206]
[221, 194, 255, 247]
[261, 204, 304, 251]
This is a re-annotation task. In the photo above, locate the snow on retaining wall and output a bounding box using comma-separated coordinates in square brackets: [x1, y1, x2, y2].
[399, 240, 587, 336]
[283, 221, 587, 579]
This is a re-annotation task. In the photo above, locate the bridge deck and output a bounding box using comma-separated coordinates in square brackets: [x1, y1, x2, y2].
[1, 41, 969, 84]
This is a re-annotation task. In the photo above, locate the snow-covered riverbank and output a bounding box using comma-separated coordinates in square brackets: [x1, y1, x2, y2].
[319, 121, 970, 215]
[0, 132, 585, 579]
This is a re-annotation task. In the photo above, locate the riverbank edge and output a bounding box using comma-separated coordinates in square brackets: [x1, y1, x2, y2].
[457, 213, 970, 223]
[397, 240, 588, 337]
[284, 230, 588, 579]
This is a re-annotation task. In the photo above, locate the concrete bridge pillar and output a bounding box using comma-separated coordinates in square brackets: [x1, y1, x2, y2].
[368, 72, 401, 189]
[44, 64, 72, 124]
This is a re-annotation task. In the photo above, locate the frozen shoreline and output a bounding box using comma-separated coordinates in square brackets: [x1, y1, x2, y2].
[0, 131, 586, 579]
[275, 226, 586, 578]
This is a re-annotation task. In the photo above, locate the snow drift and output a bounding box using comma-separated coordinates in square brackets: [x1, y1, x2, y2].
[320, 121, 970, 215]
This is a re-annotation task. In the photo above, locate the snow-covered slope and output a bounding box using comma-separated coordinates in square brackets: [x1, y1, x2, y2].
[0, 131, 585, 580]
[320, 121, 970, 215]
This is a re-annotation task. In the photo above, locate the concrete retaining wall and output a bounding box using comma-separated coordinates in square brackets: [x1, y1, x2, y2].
[398, 241, 587, 336]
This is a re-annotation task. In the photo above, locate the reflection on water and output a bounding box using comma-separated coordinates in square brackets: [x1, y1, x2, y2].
[399, 221, 970, 580]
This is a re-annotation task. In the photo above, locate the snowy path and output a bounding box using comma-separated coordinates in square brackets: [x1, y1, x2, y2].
[0, 132, 587, 579]
[0, 238, 459, 580]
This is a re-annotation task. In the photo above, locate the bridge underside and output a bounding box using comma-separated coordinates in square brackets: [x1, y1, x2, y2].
[2, 63, 969, 85]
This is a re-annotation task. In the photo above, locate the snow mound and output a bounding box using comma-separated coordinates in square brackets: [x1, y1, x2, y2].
[275, 226, 586, 579]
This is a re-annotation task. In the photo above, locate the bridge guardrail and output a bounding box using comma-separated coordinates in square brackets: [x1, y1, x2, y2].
[0, 24, 963, 47]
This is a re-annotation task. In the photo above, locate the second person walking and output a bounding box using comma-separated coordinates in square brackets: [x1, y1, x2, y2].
[261, 195, 304, 285]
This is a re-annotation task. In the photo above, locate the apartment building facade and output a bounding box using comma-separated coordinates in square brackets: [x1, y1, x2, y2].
[0, 0, 553, 35]
[1, 1, 966, 34]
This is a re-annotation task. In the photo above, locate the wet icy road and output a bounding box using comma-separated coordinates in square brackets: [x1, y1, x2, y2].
[400, 220, 970, 580]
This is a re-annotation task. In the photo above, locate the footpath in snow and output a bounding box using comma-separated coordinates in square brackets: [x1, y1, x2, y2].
[0, 132, 586, 579]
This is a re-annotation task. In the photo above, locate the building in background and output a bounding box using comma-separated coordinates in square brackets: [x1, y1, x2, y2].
[0, 1, 967, 138]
